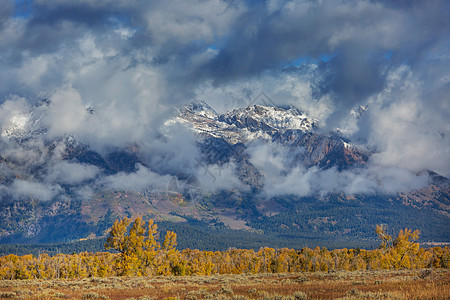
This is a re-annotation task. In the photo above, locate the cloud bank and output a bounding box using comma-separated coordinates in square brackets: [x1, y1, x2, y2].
[0, 0, 448, 201]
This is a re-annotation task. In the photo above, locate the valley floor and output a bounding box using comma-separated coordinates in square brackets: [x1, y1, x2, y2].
[0, 269, 448, 299]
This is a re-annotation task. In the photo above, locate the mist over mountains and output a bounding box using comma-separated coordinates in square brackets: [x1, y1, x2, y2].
[0, 99, 448, 246]
[0, 98, 436, 202]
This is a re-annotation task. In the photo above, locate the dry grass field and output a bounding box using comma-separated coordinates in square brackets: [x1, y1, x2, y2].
[0, 269, 448, 299]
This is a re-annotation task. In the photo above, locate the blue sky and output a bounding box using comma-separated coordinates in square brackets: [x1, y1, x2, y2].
[13, 0, 32, 18]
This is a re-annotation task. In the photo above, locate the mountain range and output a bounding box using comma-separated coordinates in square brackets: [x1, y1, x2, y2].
[0, 100, 448, 249]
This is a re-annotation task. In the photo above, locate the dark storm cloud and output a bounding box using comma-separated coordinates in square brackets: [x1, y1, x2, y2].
[207, 0, 448, 73]
[192, 0, 449, 128]
[0, 1, 13, 27]
[4, 1, 134, 65]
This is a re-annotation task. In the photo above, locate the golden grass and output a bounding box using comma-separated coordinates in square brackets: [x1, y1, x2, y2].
[0, 269, 448, 299]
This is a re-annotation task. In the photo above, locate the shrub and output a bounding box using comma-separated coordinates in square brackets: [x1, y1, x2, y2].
[82, 292, 99, 299]
[293, 291, 307, 300]
[0, 292, 17, 298]
[221, 285, 234, 294]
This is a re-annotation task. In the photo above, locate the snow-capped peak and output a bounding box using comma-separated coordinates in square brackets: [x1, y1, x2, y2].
[2, 113, 31, 139]
[180, 101, 218, 119]
[219, 105, 317, 132]
[350, 105, 368, 119]
[1, 99, 49, 142]
[173, 102, 318, 144]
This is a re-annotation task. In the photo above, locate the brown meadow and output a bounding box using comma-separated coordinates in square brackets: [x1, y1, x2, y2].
[0, 269, 449, 299]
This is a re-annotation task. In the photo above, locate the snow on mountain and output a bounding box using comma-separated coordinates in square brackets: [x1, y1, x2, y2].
[0, 99, 367, 179]
[181, 101, 218, 119]
[175, 103, 318, 145]
[219, 105, 317, 132]
[351, 105, 368, 119]
[1, 105, 46, 142]
[173, 101, 370, 172]
[1, 114, 31, 139]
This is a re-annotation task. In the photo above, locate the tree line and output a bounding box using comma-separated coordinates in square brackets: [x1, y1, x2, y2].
[0, 218, 448, 279]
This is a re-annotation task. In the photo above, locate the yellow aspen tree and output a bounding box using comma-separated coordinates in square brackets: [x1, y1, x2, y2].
[442, 246, 450, 268]
[258, 247, 276, 273]
[105, 217, 163, 276]
[392, 228, 420, 269]
[376, 224, 393, 250]
[274, 249, 290, 273]
[155, 231, 178, 276]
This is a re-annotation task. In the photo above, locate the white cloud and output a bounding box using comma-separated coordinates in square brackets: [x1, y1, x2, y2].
[366, 66, 450, 177]
[247, 141, 429, 197]
[143, 0, 245, 47]
[196, 161, 244, 193]
[44, 87, 87, 137]
[11, 179, 62, 201]
[46, 161, 99, 185]
[99, 164, 171, 192]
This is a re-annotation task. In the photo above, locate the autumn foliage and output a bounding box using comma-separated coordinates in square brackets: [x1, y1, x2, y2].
[0, 218, 448, 280]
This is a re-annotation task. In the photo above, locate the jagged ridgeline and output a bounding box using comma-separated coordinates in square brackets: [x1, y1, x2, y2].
[0, 100, 448, 247]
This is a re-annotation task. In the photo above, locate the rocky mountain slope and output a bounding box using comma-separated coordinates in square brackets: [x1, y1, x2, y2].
[177, 102, 368, 176]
